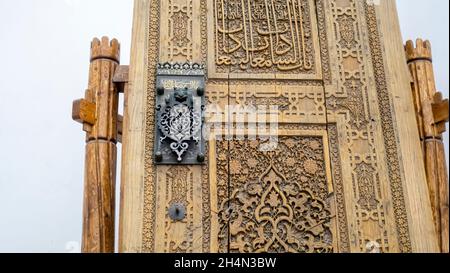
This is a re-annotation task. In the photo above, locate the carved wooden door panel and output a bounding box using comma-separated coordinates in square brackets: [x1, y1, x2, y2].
[206, 0, 338, 253]
[124, 0, 437, 253]
[206, 0, 413, 253]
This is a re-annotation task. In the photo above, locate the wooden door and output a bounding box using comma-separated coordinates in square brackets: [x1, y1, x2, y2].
[119, 0, 439, 253]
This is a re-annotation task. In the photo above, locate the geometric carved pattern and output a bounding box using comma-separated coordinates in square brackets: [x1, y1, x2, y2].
[216, 137, 333, 253]
[327, 0, 390, 253]
[168, 0, 193, 61]
[316, 0, 332, 84]
[364, 2, 412, 252]
[206, 81, 327, 124]
[201, 143, 211, 252]
[328, 125, 350, 252]
[355, 163, 379, 211]
[142, 0, 161, 253]
[324, 0, 412, 252]
[164, 166, 195, 253]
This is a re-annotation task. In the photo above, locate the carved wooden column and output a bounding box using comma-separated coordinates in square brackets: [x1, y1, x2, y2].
[73, 37, 120, 253]
[405, 39, 449, 253]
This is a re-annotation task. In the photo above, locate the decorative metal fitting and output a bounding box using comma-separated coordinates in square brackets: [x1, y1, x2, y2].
[168, 203, 186, 221]
[154, 63, 206, 165]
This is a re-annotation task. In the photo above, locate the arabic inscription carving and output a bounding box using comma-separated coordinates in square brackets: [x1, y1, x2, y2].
[214, 0, 316, 74]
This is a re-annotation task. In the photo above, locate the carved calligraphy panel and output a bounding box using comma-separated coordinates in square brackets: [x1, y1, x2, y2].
[208, 0, 322, 79]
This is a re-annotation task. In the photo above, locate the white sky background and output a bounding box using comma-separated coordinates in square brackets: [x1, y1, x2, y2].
[0, 0, 448, 253]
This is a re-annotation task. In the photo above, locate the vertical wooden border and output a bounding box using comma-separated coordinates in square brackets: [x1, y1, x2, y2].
[208, 136, 219, 253]
[375, 0, 438, 252]
[119, 0, 151, 253]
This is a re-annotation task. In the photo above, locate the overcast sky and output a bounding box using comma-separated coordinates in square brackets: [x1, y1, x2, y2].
[0, 0, 448, 253]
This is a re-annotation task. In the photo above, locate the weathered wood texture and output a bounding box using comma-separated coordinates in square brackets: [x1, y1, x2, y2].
[406, 39, 450, 253]
[74, 37, 121, 253]
[119, 0, 151, 253]
[377, 1, 439, 253]
[83, 141, 117, 253]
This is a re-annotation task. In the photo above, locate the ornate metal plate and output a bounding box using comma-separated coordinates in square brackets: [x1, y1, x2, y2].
[154, 63, 206, 165]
